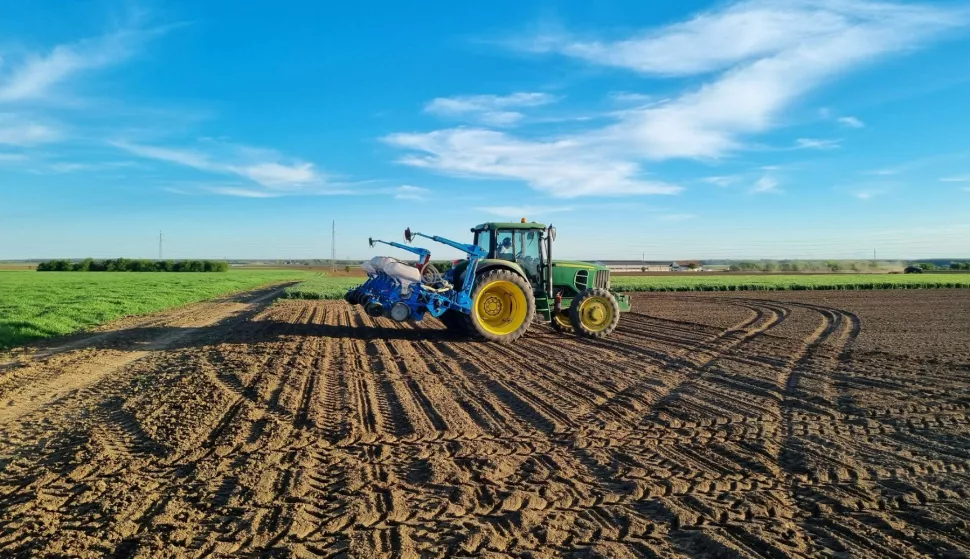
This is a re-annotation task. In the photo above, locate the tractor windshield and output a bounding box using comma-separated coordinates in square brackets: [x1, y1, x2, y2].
[514, 230, 542, 283]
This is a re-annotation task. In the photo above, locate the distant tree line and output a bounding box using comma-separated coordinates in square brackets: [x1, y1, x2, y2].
[916, 262, 970, 271]
[37, 258, 229, 272]
[727, 260, 882, 273]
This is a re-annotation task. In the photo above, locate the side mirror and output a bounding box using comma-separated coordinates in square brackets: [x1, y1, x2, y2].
[548, 226, 557, 242]
[404, 227, 413, 243]
[368, 237, 376, 248]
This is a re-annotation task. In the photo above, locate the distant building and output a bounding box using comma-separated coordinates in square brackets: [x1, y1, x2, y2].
[601, 260, 676, 272]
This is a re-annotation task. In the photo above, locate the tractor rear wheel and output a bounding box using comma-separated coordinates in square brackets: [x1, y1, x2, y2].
[550, 309, 574, 334]
[570, 288, 620, 339]
[465, 269, 535, 343]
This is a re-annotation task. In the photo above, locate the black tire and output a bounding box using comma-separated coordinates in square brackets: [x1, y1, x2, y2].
[438, 310, 467, 333]
[464, 269, 535, 343]
[570, 288, 620, 339]
[550, 308, 574, 334]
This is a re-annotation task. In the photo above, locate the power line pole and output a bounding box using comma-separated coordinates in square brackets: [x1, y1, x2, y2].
[159, 231, 163, 260]
[331, 221, 336, 273]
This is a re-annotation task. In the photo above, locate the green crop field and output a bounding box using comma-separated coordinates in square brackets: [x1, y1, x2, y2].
[283, 274, 363, 300]
[280, 271, 970, 300]
[611, 273, 970, 292]
[0, 270, 311, 350]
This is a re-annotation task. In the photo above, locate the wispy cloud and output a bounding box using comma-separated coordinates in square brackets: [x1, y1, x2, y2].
[608, 92, 653, 105]
[112, 140, 333, 194]
[385, 128, 681, 198]
[392, 0, 961, 197]
[853, 189, 882, 200]
[752, 175, 780, 193]
[208, 187, 283, 198]
[866, 168, 898, 176]
[424, 92, 557, 127]
[0, 115, 62, 145]
[659, 213, 697, 222]
[0, 152, 28, 162]
[519, 1, 958, 159]
[837, 116, 865, 128]
[796, 138, 841, 149]
[391, 185, 430, 200]
[941, 175, 970, 182]
[702, 175, 739, 187]
[0, 14, 170, 104]
[478, 205, 575, 218]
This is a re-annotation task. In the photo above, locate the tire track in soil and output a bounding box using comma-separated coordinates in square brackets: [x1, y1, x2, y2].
[577, 300, 785, 433]
[5, 292, 970, 558]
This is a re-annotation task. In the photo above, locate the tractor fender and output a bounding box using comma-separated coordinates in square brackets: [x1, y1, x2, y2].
[458, 260, 528, 288]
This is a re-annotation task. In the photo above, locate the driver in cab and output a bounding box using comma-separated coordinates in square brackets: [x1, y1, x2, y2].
[497, 237, 514, 261]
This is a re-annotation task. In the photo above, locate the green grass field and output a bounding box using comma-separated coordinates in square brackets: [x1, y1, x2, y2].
[283, 274, 363, 300]
[611, 273, 970, 292]
[0, 270, 311, 350]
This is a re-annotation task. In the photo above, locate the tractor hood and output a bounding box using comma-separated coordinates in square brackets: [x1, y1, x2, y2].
[552, 260, 609, 272]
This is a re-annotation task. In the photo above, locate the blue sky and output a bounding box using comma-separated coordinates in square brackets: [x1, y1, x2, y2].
[1, 0, 969, 261]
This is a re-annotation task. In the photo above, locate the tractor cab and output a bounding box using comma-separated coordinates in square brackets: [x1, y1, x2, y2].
[471, 221, 548, 288]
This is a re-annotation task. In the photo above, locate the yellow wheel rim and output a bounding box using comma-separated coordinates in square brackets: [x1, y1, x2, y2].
[474, 280, 528, 335]
[579, 297, 615, 333]
[553, 310, 572, 329]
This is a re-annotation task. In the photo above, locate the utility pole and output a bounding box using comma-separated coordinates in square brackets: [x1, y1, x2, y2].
[331, 221, 336, 273]
[159, 231, 163, 260]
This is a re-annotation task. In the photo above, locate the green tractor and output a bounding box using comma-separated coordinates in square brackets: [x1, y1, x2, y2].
[439, 220, 631, 343]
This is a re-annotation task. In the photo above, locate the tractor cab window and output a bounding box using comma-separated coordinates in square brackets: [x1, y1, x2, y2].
[495, 230, 515, 261]
[474, 230, 491, 255]
[514, 230, 542, 282]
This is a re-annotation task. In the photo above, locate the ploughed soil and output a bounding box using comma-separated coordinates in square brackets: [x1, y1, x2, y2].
[1, 288, 969, 558]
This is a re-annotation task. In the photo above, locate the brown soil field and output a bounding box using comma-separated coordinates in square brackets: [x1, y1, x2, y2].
[1, 289, 969, 558]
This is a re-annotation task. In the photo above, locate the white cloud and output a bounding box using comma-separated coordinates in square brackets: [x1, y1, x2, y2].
[112, 140, 328, 193]
[516, 0, 959, 160]
[752, 175, 779, 193]
[424, 92, 557, 127]
[393, 1, 960, 197]
[0, 115, 62, 145]
[208, 187, 284, 198]
[796, 137, 841, 149]
[521, 1, 959, 76]
[853, 190, 881, 200]
[384, 128, 681, 198]
[609, 92, 653, 104]
[233, 162, 316, 188]
[478, 205, 575, 218]
[392, 185, 430, 200]
[940, 176, 970, 182]
[866, 168, 898, 176]
[702, 175, 739, 187]
[837, 116, 865, 128]
[659, 213, 697, 222]
[0, 15, 167, 104]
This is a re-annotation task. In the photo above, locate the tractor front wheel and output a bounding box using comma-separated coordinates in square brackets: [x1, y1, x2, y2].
[570, 288, 620, 339]
[465, 270, 535, 343]
[551, 309, 574, 334]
